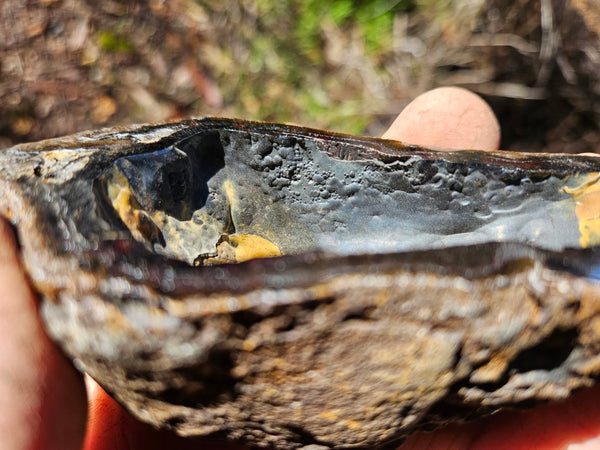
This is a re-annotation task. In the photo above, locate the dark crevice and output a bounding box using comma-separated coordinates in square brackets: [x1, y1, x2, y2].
[164, 415, 186, 429]
[470, 327, 579, 390]
[508, 327, 578, 373]
[281, 424, 330, 449]
[223, 200, 236, 235]
[175, 130, 226, 211]
[340, 305, 377, 322]
[274, 315, 298, 333]
[230, 309, 269, 330]
[156, 350, 239, 408]
[425, 327, 579, 424]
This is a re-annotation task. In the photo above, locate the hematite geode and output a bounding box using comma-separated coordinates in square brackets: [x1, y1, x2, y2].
[2, 118, 600, 449]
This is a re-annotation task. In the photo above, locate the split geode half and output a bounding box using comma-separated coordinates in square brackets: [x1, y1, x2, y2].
[1, 118, 600, 449]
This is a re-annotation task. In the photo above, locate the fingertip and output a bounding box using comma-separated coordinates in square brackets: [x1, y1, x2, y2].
[382, 87, 501, 151]
[85, 379, 244, 450]
[400, 386, 600, 450]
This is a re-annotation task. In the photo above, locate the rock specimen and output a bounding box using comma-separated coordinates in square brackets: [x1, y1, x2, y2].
[1, 118, 600, 448]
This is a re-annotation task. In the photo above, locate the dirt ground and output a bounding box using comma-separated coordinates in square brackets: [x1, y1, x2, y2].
[1, 0, 599, 153]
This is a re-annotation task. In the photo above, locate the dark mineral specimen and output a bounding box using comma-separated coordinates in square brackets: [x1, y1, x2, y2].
[1, 118, 600, 449]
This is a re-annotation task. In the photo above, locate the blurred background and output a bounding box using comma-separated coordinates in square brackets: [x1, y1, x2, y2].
[1, 0, 598, 153]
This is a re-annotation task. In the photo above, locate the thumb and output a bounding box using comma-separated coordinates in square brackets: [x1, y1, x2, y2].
[382, 86, 500, 151]
[0, 218, 87, 450]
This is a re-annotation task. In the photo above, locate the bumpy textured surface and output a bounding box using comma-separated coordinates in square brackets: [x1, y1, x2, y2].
[2, 119, 600, 448]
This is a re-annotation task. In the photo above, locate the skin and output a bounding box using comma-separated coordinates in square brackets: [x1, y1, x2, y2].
[0, 86, 599, 450]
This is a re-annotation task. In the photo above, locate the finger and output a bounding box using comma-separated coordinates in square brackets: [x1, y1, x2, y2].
[469, 385, 600, 449]
[382, 86, 500, 151]
[399, 386, 600, 450]
[0, 218, 87, 450]
[84, 378, 246, 450]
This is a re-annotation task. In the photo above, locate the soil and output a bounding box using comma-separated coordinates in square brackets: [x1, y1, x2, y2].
[1, 0, 599, 153]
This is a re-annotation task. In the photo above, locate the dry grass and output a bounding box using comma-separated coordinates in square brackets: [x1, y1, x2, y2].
[0, 0, 598, 152]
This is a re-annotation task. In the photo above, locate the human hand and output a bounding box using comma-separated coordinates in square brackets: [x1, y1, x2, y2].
[1, 87, 599, 450]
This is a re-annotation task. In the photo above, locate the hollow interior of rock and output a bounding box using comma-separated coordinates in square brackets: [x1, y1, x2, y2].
[103, 129, 585, 266]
